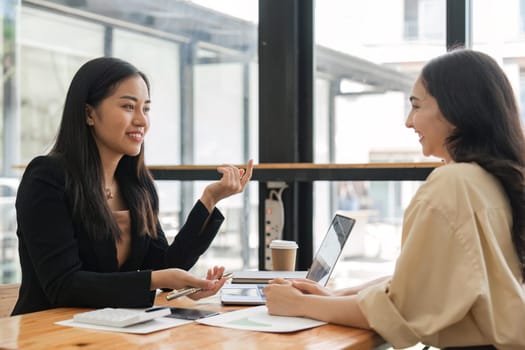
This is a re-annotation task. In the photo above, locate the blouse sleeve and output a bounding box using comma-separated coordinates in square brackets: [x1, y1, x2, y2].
[357, 195, 484, 348]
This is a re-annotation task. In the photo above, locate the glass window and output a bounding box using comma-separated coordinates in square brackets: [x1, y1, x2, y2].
[315, 180, 424, 288]
[194, 62, 245, 164]
[9, 1, 523, 287]
[0, 6, 6, 175]
[0, 0, 259, 283]
[0, 7, 106, 283]
[472, 0, 525, 129]
[314, 0, 446, 284]
[172, 0, 259, 274]
[404, 0, 419, 40]
[315, 0, 446, 165]
[403, 0, 445, 41]
[19, 7, 105, 163]
[521, 0, 525, 33]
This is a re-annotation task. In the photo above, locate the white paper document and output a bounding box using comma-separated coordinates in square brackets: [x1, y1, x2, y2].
[56, 316, 192, 334]
[196, 305, 326, 333]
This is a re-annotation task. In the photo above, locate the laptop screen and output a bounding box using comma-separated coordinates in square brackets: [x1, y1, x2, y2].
[221, 213, 356, 305]
[306, 214, 356, 286]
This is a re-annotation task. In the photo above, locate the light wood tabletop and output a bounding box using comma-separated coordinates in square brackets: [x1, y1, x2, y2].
[0, 292, 387, 350]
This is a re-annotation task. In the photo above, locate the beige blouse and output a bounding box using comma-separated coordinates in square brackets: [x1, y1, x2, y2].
[113, 210, 131, 268]
[357, 163, 525, 349]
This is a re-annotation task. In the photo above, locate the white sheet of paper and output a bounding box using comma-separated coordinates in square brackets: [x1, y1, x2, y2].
[195, 305, 326, 333]
[56, 316, 192, 334]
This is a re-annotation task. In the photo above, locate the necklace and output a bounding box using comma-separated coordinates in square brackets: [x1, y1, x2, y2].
[105, 179, 115, 200]
[105, 187, 113, 200]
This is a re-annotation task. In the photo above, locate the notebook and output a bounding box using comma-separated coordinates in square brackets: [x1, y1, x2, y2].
[220, 213, 356, 305]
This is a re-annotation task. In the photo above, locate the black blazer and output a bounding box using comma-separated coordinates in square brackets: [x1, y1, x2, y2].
[12, 156, 224, 315]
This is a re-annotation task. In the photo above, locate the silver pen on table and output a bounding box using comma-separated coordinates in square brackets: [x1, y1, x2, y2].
[166, 272, 233, 301]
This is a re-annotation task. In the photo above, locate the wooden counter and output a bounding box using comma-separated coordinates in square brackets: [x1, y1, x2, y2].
[0, 292, 387, 350]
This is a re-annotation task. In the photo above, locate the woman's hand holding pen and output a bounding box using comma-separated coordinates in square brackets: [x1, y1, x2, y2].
[151, 266, 228, 298]
[183, 267, 231, 300]
[160, 266, 233, 301]
[200, 159, 254, 212]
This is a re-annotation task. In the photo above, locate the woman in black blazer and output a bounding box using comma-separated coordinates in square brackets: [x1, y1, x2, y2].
[12, 57, 253, 315]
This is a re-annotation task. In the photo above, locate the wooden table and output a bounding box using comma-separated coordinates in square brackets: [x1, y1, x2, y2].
[0, 292, 387, 350]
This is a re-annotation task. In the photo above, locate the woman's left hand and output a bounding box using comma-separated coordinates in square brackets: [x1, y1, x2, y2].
[263, 278, 305, 317]
[200, 159, 254, 211]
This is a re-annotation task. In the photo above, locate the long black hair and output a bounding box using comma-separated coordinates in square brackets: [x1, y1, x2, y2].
[51, 57, 158, 240]
[421, 48, 525, 281]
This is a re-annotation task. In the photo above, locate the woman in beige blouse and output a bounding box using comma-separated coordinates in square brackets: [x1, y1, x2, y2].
[264, 49, 525, 350]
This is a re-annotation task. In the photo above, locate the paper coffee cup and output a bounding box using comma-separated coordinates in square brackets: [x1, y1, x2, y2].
[270, 240, 298, 271]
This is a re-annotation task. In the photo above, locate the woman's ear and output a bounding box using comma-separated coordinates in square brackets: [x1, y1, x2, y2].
[85, 104, 95, 126]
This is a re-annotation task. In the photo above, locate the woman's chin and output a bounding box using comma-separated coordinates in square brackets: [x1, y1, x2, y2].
[125, 149, 141, 157]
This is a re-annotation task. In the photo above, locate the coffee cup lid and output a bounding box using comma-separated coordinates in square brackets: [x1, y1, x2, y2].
[269, 240, 298, 249]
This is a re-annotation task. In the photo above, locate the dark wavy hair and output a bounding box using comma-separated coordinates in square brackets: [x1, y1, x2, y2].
[51, 57, 158, 240]
[421, 49, 525, 281]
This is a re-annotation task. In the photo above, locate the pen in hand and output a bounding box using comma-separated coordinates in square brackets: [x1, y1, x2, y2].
[166, 272, 233, 301]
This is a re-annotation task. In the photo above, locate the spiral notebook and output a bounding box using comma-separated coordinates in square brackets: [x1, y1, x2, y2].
[221, 213, 356, 305]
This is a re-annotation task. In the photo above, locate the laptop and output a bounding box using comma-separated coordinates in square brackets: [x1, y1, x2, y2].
[220, 213, 356, 305]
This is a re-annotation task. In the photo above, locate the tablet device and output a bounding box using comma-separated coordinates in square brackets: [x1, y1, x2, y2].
[220, 284, 267, 305]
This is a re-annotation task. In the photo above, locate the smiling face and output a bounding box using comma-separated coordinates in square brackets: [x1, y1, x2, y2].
[86, 75, 150, 161]
[406, 77, 455, 163]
